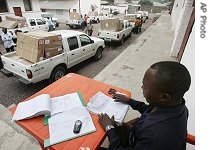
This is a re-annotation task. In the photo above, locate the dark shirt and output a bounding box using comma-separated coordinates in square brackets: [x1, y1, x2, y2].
[106, 99, 188, 150]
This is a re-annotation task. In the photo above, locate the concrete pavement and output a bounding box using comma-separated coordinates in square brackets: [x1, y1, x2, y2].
[0, 14, 193, 149]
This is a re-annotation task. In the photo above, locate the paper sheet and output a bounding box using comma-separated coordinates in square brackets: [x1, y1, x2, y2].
[50, 93, 83, 115]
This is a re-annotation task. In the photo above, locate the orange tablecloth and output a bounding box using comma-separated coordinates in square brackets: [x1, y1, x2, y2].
[10, 73, 131, 150]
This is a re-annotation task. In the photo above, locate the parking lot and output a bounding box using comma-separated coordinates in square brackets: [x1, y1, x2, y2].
[0, 14, 155, 107]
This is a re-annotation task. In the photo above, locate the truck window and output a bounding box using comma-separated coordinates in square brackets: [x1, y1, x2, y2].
[36, 19, 45, 25]
[79, 35, 92, 47]
[29, 19, 36, 26]
[67, 36, 79, 51]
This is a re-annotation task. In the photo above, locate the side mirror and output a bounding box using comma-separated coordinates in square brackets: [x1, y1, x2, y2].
[91, 40, 94, 43]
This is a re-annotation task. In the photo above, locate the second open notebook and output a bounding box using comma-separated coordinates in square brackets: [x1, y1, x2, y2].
[87, 91, 129, 125]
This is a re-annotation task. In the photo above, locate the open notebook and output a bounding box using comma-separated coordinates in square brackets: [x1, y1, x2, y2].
[12, 92, 85, 121]
[87, 91, 129, 125]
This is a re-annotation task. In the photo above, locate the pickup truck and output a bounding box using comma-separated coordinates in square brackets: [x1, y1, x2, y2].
[66, 19, 81, 29]
[0, 16, 49, 43]
[1, 30, 105, 84]
[98, 20, 133, 45]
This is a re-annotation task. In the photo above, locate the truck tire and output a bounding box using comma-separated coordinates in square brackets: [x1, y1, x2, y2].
[49, 65, 67, 83]
[120, 35, 125, 45]
[94, 47, 103, 61]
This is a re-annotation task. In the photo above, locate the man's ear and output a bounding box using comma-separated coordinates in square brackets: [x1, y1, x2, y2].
[159, 93, 172, 102]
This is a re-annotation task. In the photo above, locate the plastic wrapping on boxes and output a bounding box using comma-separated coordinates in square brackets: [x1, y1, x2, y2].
[100, 18, 123, 31]
[16, 32, 62, 63]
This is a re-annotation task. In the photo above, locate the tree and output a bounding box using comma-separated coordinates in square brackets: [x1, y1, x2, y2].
[139, 0, 153, 6]
[106, 0, 114, 5]
[126, 0, 132, 3]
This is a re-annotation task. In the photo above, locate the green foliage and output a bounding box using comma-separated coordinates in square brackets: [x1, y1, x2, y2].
[139, 0, 153, 6]
[126, 0, 132, 3]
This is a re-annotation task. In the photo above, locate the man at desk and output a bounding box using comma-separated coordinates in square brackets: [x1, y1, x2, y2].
[99, 61, 191, 150]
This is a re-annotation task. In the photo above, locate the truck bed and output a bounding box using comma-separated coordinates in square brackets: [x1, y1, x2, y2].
[3, 52, 33, 66]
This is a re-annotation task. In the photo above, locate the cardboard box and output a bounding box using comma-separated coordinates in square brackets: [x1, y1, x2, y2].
[124, 14, 137, 22]
[0, 20, 18, 29]
[45, 46, 63, 59]
[100, 18, 122, 31]
[16, 32, 62, 63]
[5, 16, 26, 28]
[69, 12, 80, 20]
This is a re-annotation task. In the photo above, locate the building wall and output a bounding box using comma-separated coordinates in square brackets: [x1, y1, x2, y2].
[181, 25, 195, 150]
[71, 0, 101, 16]
[0, 0, 42, 19]
[45, 9, 69, 23]
[170, 0, 194, 57]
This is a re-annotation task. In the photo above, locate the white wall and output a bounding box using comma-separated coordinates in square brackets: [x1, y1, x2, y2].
[71, 0, 101, 15]
[181, 25, 195, 150]
[45, 9, 69, 23]
[1, 0, 42, 19]
[170, 0, 194, 57]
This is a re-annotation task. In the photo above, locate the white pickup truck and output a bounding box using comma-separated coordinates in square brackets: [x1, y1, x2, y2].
[0, 16, 49, 42]
[1, 30, 105, 84]
[98, 20, 133, 45]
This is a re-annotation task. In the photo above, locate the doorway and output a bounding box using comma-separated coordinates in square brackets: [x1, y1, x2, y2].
[13, 7, 22, 17]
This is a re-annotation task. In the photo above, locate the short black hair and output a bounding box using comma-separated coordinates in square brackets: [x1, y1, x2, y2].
[150, 61, 191, 100]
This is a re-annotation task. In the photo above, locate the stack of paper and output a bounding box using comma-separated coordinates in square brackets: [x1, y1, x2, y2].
[87, 91, 129, 125]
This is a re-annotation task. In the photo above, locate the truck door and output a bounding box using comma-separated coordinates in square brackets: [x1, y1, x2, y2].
[36, 19, 48, 31]
[66, 36, 83, 67]
[78, 34, 95, 60]
[28, 19, 38, 31]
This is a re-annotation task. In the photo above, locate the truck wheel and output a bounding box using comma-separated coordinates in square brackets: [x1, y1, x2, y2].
[94, 47, 103, 61]
[69, 25, 73, 29]
[49, 65, 67, 83]
[120, 35, 125, 45]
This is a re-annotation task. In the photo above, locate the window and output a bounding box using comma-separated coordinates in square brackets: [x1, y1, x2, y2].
[73, 9, 77, 13]
[79, 35, 92, 47]
[67, 37, 79, 51]
[36, 19, 44, 25]
[29, 19, 36, 26]
[0, 0, 8, 13]
[23, 0, 32, 11]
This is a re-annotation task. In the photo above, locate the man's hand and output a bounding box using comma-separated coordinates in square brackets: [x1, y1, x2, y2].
[98, 113, 115, 130]
[113, 94, 130, 104]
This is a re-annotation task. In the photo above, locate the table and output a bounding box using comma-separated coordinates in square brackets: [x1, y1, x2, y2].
[10, 73, 131, 150]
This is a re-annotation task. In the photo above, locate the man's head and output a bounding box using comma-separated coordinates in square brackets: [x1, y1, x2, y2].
[142, 61, 191, 107]
[2, 28, 7, 34]
[47, 17, 50, 20]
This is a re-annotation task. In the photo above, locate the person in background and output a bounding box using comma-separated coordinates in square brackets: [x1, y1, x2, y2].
[86, 20, 93, 36]
[1, 28, 14, 53]
[83, 14, 88, 32]
[99, 61, 191, 150]
[80, 15, 85, 31]
[133, 17, 142, 34]
[47, 17, 55, 32]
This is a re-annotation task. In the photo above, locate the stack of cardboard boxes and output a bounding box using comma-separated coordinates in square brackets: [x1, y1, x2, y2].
[16, 32, 63, 63]
[5, 16, 27, 28]
[124, 14, 137, 22]
[100, 18, 123, 31]
[69, 12, 80, 20]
